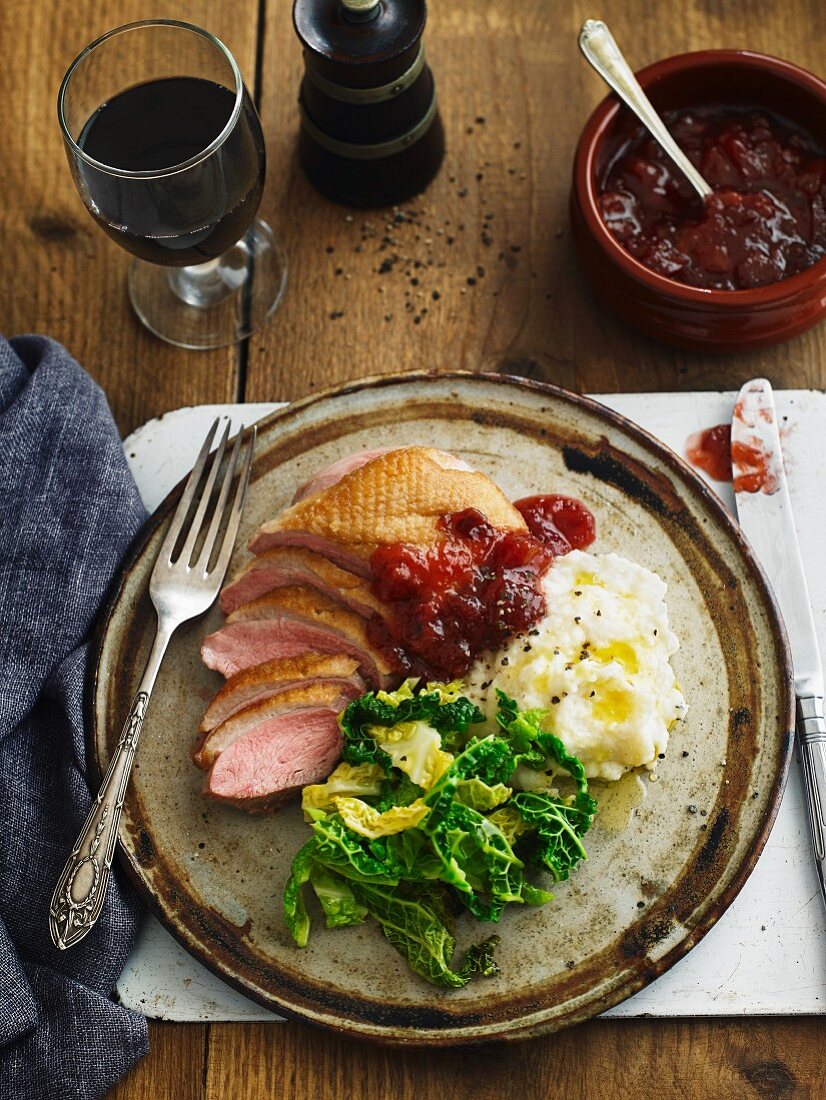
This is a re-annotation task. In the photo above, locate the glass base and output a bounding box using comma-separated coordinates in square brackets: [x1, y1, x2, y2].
[128, 218, 287, 350]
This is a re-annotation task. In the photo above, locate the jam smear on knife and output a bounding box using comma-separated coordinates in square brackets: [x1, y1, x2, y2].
[684, 423, 781, 493]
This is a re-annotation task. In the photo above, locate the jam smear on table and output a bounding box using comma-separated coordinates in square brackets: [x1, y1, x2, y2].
[599, 106, 826, 290]
[368, 497, 596, 680]
[684, 424, 733, 482]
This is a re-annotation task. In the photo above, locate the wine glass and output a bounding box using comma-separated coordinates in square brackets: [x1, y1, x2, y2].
[57, 20, 287, 350]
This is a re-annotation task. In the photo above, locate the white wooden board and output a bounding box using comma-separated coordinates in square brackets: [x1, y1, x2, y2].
[116, 392, 826, 1021]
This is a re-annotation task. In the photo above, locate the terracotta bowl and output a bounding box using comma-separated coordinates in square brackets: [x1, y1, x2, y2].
[570, 50, 826, 352]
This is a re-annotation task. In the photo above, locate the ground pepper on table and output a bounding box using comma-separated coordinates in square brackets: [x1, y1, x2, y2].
[321, 122, 556, 325]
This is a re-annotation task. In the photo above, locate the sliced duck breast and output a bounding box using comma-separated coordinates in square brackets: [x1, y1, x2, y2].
[195, 681, 351, 768]
[206, 708, 342, 812]
[246, 530, 374, 578]
[291, 446, 475, 504]
[200, 654, 363, 733]
[249, 446, 526, 567]
[201, 587, 395, 687]
[220, 546, 385, 618]
[200, 621, 373, 683]
[229, 586, 393, 680]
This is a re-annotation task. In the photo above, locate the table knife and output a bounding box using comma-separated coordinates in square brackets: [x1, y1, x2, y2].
[731, 378, 826, 911]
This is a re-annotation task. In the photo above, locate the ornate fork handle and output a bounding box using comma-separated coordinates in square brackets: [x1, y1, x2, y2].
[48, 420, 255, 950]
[49, 620, 174, 950]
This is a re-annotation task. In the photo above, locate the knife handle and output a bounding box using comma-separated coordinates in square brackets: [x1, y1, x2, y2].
[798, 696, 826, 864]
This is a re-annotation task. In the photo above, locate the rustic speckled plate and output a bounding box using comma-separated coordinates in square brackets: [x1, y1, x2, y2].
[90, 372, 794, 1043]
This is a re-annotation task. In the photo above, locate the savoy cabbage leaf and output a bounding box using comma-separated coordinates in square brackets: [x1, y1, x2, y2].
[339, 683, 484, 772]
[283, 840, 317, 947]
[350, 880, 500, 988]
[511, 790, 594, 882]
[311, 814, 402, 884]
[309, 863, 368, 930]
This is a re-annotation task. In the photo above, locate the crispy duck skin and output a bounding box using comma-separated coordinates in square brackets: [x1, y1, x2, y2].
[219, 546, 385, 618]
[195, 681, 352, 769]
[291, 447, 393, 503]
[226, 584, 372, 625]
[290, 446, 474, 504]
[199, 653, 363, 733]
[248, 446, 526, 567]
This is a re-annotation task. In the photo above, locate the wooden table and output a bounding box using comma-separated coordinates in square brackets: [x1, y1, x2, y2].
[5, 0, 826, 1094]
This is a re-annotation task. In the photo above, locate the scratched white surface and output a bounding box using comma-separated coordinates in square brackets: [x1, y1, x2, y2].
[116, 392, 826, 1021]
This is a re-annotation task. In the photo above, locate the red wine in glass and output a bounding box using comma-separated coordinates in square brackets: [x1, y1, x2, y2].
[77, 76, 265, 266]
[58, 20, 287, 349]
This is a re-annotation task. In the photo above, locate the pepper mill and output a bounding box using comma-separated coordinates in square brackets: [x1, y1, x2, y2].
[293, 0, 445, 207]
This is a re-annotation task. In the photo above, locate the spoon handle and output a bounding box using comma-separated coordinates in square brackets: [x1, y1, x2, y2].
[578, 20, 713, 202]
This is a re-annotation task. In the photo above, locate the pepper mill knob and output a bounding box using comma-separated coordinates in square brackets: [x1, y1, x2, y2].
[293, 0, 445, 208]
[340, 0, 380, 21]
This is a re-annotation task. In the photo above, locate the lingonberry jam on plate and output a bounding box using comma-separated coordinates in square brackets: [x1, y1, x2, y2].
[368, 498, 596, 680]
[513, 494, 597, 554]
[599, 106, 826, 290]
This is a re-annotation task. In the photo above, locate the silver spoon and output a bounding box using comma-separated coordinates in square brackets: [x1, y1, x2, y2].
[578, 19, 713, 203]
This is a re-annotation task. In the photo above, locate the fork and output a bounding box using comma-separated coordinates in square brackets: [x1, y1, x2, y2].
[49, 418, 256, 950]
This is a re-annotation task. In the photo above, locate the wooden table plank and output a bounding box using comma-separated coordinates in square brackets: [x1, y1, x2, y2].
[247, 0, 826, 404]
[108, 1022, 207, 1100]
[201, 1018, 826, 1099]
[0, 0, 262, 434]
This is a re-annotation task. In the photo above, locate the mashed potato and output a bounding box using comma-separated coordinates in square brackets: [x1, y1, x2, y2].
[464, 550, 686, 781]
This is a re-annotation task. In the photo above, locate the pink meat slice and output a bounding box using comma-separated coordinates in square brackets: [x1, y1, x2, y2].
[195, 682, 350, 768]
[201, 619, 388, 686]
[203, 587, 394, 687]
[246, 529, 373, 578]
[200, 653, 364, 733]
[206, 708, 342, 811]
[220, 546, 385, 618]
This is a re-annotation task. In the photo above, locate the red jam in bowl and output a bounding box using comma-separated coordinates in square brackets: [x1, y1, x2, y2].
[368, 499, 596, 681]
[599, 106, 826, 290]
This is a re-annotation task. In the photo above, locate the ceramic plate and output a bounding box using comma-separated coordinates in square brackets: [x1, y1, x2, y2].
[90, 372, 793, 1043]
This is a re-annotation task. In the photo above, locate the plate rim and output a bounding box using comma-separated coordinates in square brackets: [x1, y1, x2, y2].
[88, 369, 795, 1042]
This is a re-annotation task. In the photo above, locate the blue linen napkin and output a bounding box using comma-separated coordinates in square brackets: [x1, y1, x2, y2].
[0, 336, 149, 1098]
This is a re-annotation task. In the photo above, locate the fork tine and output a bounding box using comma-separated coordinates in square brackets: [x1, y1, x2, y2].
[209, 425, 256, 584]
[157, 418, 219, 564]
[195, 424, 244, 573]
[177, 420, 230, 567]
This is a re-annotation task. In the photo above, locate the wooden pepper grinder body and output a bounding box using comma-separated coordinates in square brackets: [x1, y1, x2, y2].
[294, 0, 445, 207]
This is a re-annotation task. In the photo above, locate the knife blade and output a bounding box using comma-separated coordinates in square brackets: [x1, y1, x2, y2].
[732, 378, 826, 905]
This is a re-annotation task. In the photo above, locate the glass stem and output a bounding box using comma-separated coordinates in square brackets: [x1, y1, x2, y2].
[168, 247, 249, 308]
